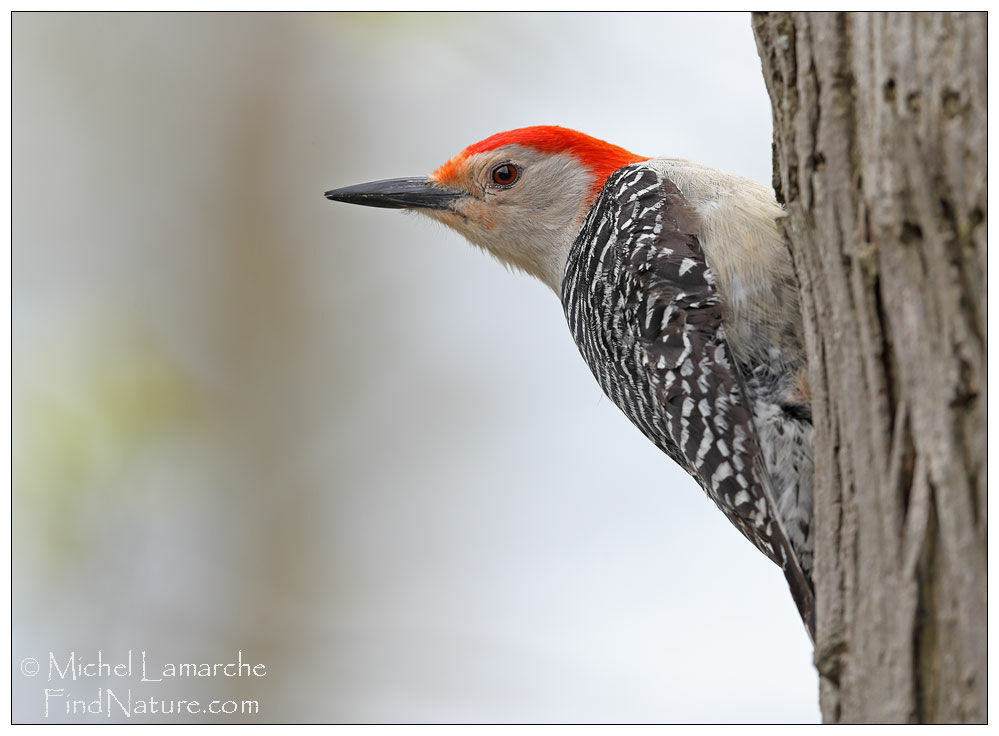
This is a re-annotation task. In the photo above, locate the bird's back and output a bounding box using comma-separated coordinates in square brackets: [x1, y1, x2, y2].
[561, 161, 814, 632]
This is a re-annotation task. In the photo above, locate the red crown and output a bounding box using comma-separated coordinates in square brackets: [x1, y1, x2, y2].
[434, 126, 647, 200]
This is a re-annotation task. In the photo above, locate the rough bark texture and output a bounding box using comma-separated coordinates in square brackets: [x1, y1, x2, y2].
[752, 12, 986, 724]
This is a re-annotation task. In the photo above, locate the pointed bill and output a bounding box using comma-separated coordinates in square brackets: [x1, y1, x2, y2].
[325, 177, 464, 211]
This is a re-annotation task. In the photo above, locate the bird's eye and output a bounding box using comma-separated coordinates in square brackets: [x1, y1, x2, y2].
[491, 163, 519, 186]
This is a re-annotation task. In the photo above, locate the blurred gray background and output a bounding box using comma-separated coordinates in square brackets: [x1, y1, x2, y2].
[13, 12, 818, 723]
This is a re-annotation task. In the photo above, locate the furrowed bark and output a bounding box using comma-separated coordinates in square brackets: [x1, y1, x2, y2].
[752, 12, 986, 724]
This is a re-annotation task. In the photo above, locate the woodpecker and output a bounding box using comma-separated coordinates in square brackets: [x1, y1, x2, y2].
[326, 126, 815, 638]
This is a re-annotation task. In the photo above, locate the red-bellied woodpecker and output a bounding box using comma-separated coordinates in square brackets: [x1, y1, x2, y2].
[326, 126, 815, 638]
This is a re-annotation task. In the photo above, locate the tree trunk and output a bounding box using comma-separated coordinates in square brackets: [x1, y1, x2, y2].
[752, 12, 986, 724]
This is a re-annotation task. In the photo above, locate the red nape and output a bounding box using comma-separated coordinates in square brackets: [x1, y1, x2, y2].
[435, 126, 648, 198]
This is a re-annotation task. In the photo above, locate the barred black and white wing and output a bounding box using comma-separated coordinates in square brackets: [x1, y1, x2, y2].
[562, 164, 814, 636]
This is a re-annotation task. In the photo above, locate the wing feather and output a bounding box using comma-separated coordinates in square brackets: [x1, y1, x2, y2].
[562, 165, 815, 638]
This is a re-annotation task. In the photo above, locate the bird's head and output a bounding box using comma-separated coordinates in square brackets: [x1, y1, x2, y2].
[326, 126, 647, 291]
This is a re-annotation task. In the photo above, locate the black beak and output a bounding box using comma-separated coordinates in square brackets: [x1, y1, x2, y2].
[325, 177, 464, 211]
